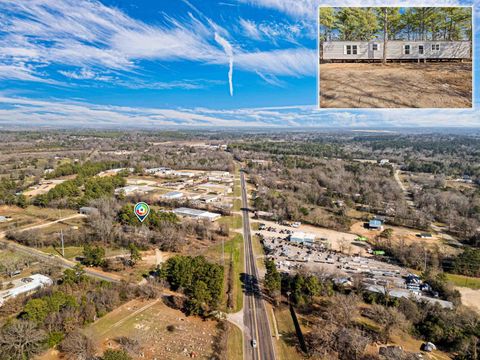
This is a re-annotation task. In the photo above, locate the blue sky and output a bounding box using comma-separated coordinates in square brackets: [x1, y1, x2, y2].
[0, 0, 478, 128]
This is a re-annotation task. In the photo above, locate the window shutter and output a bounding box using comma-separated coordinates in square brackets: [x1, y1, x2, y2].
[344, 45, 347, 55]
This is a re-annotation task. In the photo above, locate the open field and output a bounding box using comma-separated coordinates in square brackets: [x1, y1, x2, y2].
[85, 298, 217, 359]
[320, 62, 472, 108]
[256, 219, 362, 254]
[456, 287, 480, 314]
[350, 221, 459, 256]
[199, 233, 244, 312]
[447, 273, 480, 289]
[0, 205, 78, 232]
[218, 214, 243, 229]
[273, 306, 306, 360]
[226, 323, 243, 360]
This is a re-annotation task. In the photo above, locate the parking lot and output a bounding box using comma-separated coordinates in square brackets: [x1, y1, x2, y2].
[256, 225, 453, 308]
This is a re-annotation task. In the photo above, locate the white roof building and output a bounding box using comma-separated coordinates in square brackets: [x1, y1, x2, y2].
[115, 185, 156, 195]
[162, 191, 184, 200]
[200, 194, 220, 203]
[289, 232, 316, 245]
[173, 207, 221, 222]
[0, 274, 53, 307]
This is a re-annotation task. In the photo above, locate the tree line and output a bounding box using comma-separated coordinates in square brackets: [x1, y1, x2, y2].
[320, 7, 472, 42]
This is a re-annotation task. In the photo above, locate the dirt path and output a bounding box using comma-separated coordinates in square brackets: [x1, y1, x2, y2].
[320, 62, 472, 108]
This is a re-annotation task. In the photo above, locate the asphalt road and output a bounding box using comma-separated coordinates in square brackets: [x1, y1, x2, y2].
[240, 170, 276, 360]
[0, 214, 120, 283]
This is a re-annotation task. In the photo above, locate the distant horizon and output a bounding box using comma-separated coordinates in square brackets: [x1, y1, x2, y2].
[0, 0, 478, 127]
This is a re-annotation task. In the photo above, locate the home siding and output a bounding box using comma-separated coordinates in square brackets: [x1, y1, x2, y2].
[322, 41, 470, 60]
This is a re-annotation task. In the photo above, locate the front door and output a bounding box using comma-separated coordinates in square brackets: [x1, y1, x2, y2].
[368, 42, 377, 59]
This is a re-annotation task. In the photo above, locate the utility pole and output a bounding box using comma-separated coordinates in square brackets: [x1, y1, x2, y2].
[383, 7, 388, 65]
[60, 229, 65, 257]
[424, 248, 428, 273]
[222, 238, 225, 266]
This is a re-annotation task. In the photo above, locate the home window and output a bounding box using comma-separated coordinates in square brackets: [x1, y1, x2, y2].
[345, 45, 358, 55]
[431, 44, 440, 51]
[419, 45, 424, 54]
[404, 44, 410, 55]
[372, 44, 378, 51]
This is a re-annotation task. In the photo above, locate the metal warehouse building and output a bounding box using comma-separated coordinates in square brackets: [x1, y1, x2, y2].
[322, 40, 471, 61]
[0, 274, 53, 306]
[289, 232, 316, 246]
[173, 207, 221, 221]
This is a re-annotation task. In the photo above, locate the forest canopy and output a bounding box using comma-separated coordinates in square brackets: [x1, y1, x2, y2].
[320, 7, 472, 41]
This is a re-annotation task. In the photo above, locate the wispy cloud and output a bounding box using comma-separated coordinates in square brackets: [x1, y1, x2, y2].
[1, 96, 478, 128]
[239, 0, 468, 20]
[0, 0, 320, 90]
[235, 48, 316, 77]
[214, 33, 234, 96]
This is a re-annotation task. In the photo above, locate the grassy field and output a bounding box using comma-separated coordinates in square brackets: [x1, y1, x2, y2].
[81, 298, 218, 360]
[227, 323, 243, 360]
[233, 179, 241, 197]
[200, 232, 244, 312]
[446, 273, 480, 289]
[229, 233, 244, 312]
[273, 306, 306, 360]
[218, 214, 243, 229]
[233, 198, 242, 212]
[40, 245, 83, 259]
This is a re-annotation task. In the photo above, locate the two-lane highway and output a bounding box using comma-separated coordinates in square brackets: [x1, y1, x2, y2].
[240, 170, 276, 360]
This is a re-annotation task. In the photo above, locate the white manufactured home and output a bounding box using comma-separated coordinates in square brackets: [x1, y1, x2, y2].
[322, 40, 471, 61]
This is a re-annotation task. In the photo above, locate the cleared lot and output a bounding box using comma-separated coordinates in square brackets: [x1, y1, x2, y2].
[253, 219, 364, 254]
[320, 62, 472, 108]
[39, 298, 218, 359]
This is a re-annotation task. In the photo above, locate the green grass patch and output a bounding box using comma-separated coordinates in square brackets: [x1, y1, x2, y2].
[227, 323, 243, 360]
[233, 180, 241, 197]
[446, 273, 480, 289]
[40, 246, 83, 260]
[218, 214, 243, 229]
[274, 307, 306, 360]
[221, 233, 244, 312]
[233, 198, 242, 212]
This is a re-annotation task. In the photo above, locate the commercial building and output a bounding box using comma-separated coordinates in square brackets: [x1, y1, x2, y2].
[173, 207, 221, 222]
[162, 191, 184, 200]
[200, 194, 220, 203]
[0, 274, 53, 306]
[115, 185, 156, 195]
[289, 232, 316, 246]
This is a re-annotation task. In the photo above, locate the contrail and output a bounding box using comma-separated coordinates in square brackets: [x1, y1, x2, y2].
[214, 32, 234, 96]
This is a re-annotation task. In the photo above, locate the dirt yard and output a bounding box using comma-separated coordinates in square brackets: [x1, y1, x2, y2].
[319, 62, 472, 108]
[456, 287, 480, 314]
[350, 221, 459, 256]
[37, 298, 219, 360]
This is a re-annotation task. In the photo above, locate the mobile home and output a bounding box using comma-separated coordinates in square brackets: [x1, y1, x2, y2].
[322, 40, 471, 61]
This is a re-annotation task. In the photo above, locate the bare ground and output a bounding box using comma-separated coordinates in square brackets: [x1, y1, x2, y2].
[319, 62, 472, 108]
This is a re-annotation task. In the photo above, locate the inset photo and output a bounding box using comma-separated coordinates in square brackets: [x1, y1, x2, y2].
[318, 7, 473, 108]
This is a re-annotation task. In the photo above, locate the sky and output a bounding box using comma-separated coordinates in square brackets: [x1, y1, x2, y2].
[0, 0, 478, 128]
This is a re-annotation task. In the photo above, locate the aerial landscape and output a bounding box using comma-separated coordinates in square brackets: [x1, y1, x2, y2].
[0, 130, 479, 360]
[0, 0, 479, 360]
[319, 7, 473, 108]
